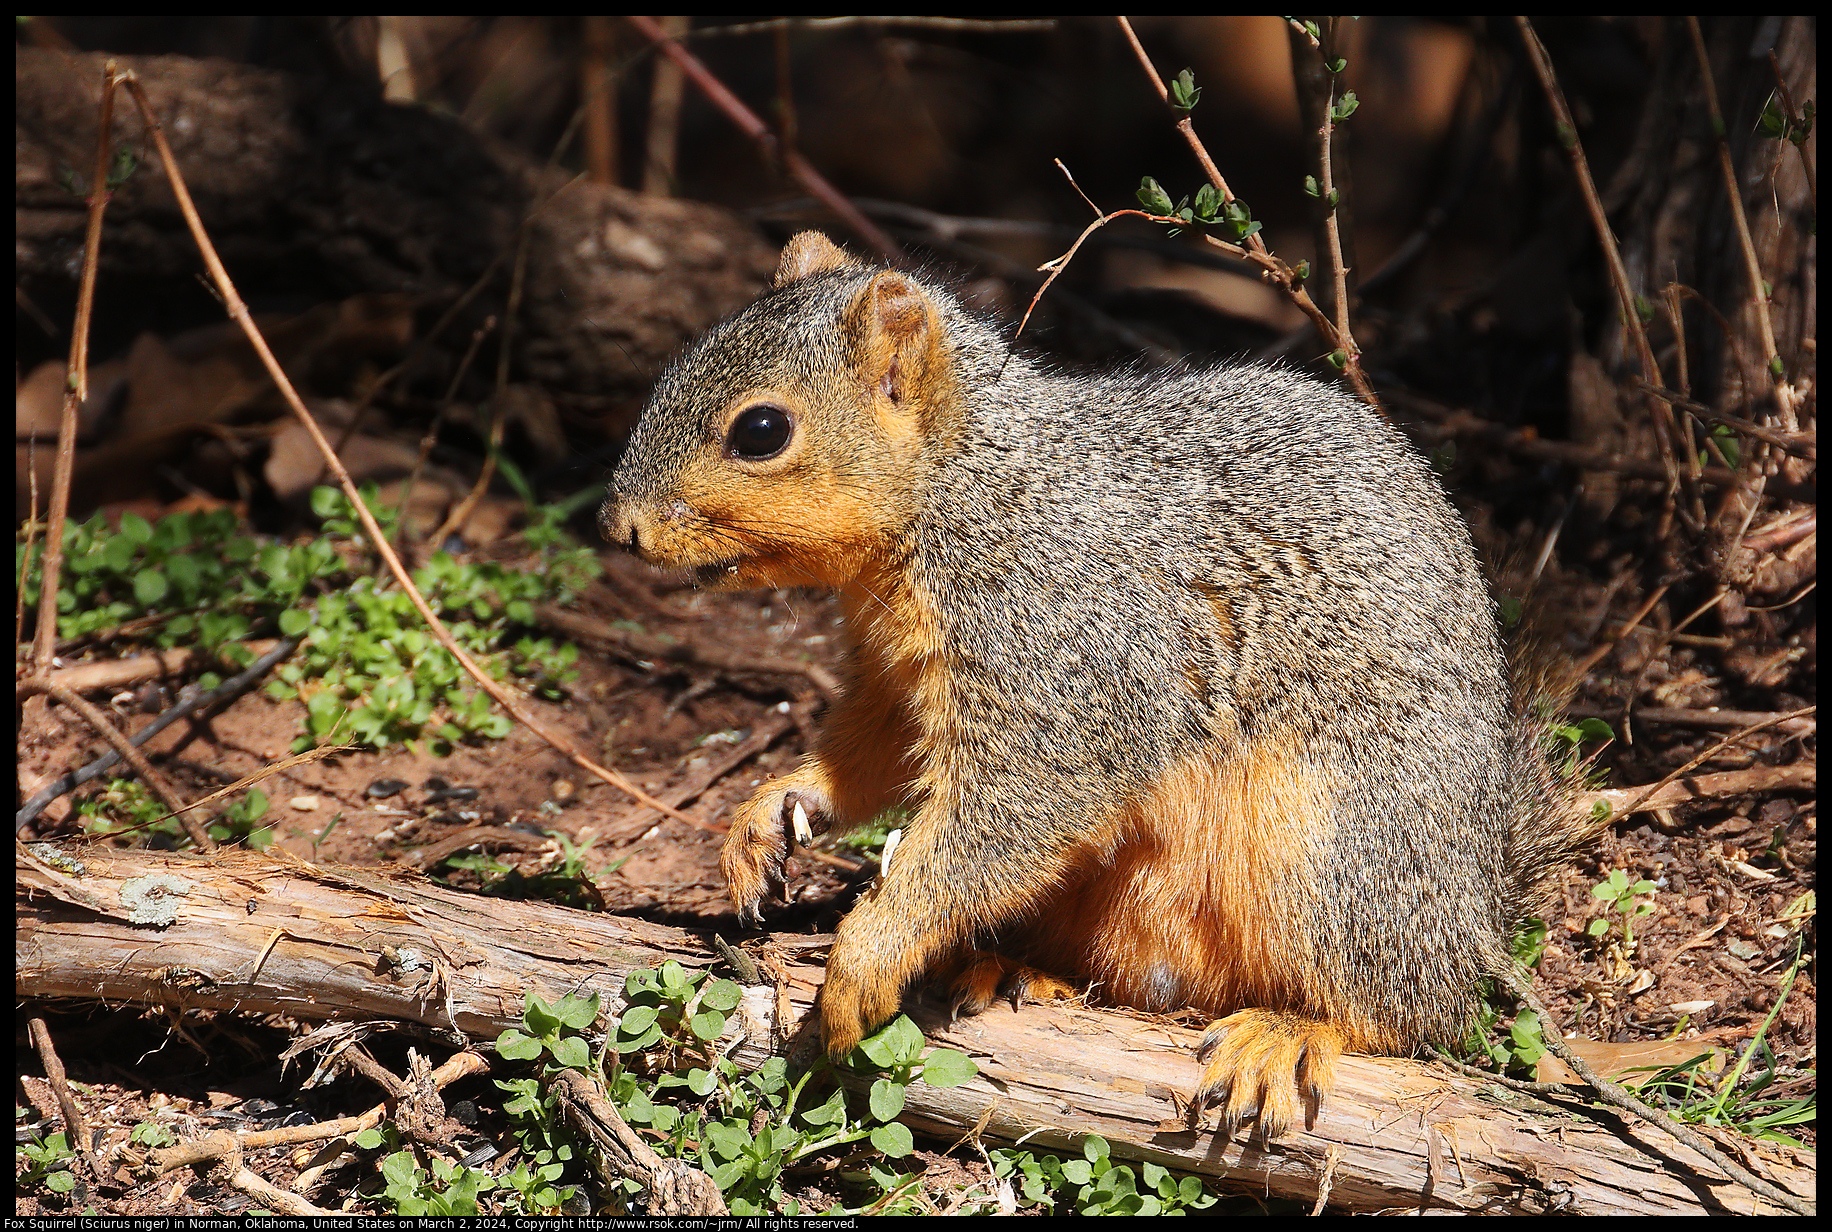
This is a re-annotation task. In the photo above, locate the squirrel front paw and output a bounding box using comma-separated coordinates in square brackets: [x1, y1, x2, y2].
[721, 781, 832, 926]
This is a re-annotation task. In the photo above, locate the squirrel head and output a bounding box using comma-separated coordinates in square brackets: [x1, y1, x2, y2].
[602, 232, 962, 590]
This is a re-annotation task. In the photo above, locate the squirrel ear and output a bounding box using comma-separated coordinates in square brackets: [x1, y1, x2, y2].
[773, 232, 860, 287]
[863, 273, 932, 349]
[849, 272, 940, 409]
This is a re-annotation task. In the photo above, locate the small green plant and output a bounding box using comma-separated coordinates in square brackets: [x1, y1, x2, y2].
[363, 1136, 495, 1216]
[73, 779, 167, 839]
[483, 967, 1216, 1215]
[1136, 172, 1261, 243]
[490, 962, 978, 1216]
[16, 1129, 77, 1196]
[1462, 996, 1549, 1078]
[492, 1080, 584, 1216]
[74, 779, 272, 849]
[498, 989, 605, 1074]
[1510, 916, 1550, 970]
[438, 831, 618, 909]
[983, 1134, 1217, 1216]
[18, 488, 600, 754]
[1700, 422, 1742, 470]
[1636, 939, 1814, 1147]
[128, 1120, 177, 1149]
[1463, 917, 1553, 1075]
[831, 807, 910, 860]
[490, 990, 597, 1214]
[1588, 868, 1658, 953]
[1759, 94, 1814, 147]
[1546, 716, 1614, 779]
[18, 505, 296, 658]
[280, 487, 595, 749]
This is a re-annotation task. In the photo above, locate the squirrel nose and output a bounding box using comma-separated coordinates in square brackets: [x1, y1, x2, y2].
[598, 497, 643, 554]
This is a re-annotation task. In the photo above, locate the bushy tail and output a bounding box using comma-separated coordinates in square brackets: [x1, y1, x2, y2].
[1501, 641, 1608, 924]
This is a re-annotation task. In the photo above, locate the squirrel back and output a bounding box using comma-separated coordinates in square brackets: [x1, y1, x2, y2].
[604, 232, 1597, 1135]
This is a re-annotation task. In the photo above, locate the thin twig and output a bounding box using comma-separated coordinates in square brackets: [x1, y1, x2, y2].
[18, 677, 211, 849]
[754, 193, 1276, 284]
[1587, 762, 1813, 818]
[1609, 706, 1817, 821]
[1513, 18, 1697, 531]
[689, 17, 1057, 38]
[28, 62, 119, 705]
[642, 15, 690, 194]
[1287, 17, 1359, 368]
[323, 253, 509, 479]
[1111, 16, 1378, 406]
[323, 162, 594, 479]
[535, 603, 840, 700]
[16, 637, 301, 830]
[581, 16, 619, 186]
[393, 317, 496, 561]
[1020, 204, 1150, 337]
[1502, 971, 1811, 1215]
[1684, 17, 1784, 390]
[27, 1016, 105, 1184]
[1766, 51, 1816, 214]
[622, 14, 905, 266]
[115, 69, 699, 828]
[1637, 382, 1816, 458]
[148, 743, 352, 829]
[607, 709, 796, 838]
[1572, 582, 1671, 680]
[1387, 390, 1795, 497]
[428, 211, 532, 549]
[1570, 704, 1814, 736]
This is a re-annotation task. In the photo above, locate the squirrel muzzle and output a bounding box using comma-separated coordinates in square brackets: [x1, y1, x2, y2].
[598, 492, 690, 567]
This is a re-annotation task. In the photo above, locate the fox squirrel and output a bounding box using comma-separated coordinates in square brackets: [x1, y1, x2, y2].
[601, 231, 1595, 1137]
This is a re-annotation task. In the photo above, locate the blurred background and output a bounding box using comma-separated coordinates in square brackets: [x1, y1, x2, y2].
[16, 13, 1816, 753]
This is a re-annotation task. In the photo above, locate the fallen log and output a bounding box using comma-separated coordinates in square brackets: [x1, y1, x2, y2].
[16, 842, 1813, 1214]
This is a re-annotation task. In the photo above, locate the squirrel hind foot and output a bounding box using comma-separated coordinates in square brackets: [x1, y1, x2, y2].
[941, 951, 1080, 1022]
[1191, 1009, 1345, 1141]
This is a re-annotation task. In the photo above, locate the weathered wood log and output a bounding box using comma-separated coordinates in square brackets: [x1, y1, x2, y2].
[17, 843, 1813, 1214]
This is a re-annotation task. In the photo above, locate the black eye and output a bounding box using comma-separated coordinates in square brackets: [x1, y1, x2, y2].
[726, 404, 794, 460]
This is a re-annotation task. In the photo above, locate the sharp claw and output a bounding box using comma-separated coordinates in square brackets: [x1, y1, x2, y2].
[791, 799, 814, 846]
[1196, 1023, 1226, 1065]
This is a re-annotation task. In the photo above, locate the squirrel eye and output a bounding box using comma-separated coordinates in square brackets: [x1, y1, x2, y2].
[726, 404, 794, 460]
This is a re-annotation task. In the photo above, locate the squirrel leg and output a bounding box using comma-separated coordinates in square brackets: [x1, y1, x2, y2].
[723, 665, 921, 926]
[818, 812, 1081, 1056]
[1192, 1008, 1345, 1140]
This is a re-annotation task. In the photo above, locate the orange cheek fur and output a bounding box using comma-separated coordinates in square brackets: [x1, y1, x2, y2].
[685, 468, 897, 590]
